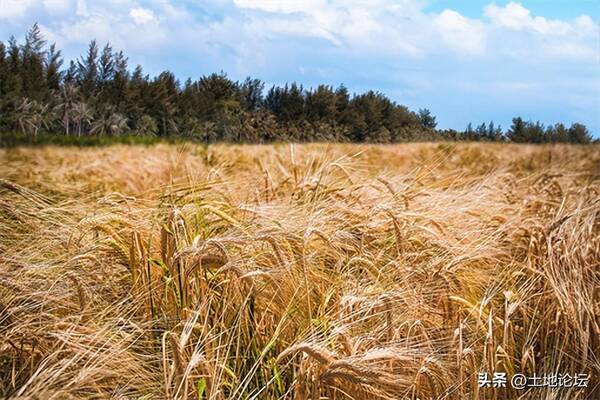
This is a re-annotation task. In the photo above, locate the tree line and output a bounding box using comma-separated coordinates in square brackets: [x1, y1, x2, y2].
[0, 24, 594, 144]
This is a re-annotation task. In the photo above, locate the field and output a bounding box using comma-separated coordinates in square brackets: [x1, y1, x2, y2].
[1, 142, 599, 399]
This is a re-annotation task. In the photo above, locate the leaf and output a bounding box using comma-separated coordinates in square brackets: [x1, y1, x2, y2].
[197, 378, 206, 399]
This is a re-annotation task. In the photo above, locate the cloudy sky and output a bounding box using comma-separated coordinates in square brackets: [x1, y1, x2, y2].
[1, 0, 599, 133]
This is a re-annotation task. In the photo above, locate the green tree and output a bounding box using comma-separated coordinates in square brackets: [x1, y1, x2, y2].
[148, 71, 179, 135]
[97, 43, 115, 85]
[486, 121, 503, 141]
[195, 72, 239, 121]
[91, 108, 128, 136]
[134, 115, 158, 136]
[45, 43, 63, 93]
[55, 83, 79, 135]
[305, 85, 336, 123]
[475, 122, 487, 140]
[21, 23, 47, 101]
[240, 77, 264, 111]
[527, 121, 547, 143]
[1, 24, 593, 145]
[549, 122, 569, 143]
[418, 108, 437, 129]
[72, 101, 93, 136]
[124, 65, 147, 125]
[77, 40, 99, 99]
[16, 98, 54, 135]
[568, 123, 592, 144]
[507, 117, 527, 142]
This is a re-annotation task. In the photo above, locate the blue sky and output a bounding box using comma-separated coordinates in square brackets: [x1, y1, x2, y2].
[1, 0, 599, 134]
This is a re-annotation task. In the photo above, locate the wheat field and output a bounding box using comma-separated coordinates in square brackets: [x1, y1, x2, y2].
[0, 143, 599, 399]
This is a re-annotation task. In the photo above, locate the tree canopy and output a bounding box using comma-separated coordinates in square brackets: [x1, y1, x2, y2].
[0, 25, 594, 144]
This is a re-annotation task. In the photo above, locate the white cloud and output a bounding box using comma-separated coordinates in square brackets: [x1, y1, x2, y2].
[480, 2, 599, 61]
[76, 0, 88, 16]
[43, 0, 73, 14]
[433, 10, 486, 55]
[258, 18, 341, 45]
[485, 2, 573, 35]
[542, 40, 598, 60]
[0, 0, 37, 19]
[0, 0, 597, 133]
[233, 0, 324, 15]
[3, 0, 598, 69]
[129, 7, 155, 25]
[62, 14, 119, 45]
[36, 1, 169, 56]
[230, 1, 599, 62]
[233, 1, 599, 60]
[574, 15, 598, 36]
[232, 1, 435, 56]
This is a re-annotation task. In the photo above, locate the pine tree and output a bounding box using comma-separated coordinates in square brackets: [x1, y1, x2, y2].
[124, 65, 147, 124]
[0, 41, 7, 129]
[0, 24, 594, 144]
[240, 77, 264, 111]
[568, 123, 592, 144]
[279, 83, 305, 122]
[77, 40, 99, 99]
[21, 23, 47, 100]
[507, 117, 526, 142]
[98, 43, 115, 85]
[463, 123, 475, 141]
[2, 36, 23, 130]
[149, 71, 179, 135]
[418, 108, 437, 129]
[64, 60, 77, 85]
[334, 85, 350, 124]
[475, 122, 487, 140]
[550, 123, 569, 143]
[305, 85, 336, 123]
[486, 121, 503, 141]
[45, 43, 63, 92]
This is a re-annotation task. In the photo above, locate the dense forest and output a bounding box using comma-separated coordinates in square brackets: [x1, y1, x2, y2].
[0, 24, 595, 144]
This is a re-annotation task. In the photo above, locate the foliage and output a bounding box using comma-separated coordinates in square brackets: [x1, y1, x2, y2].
[0, 131, 188, 147]
[0, 24, 595, 144]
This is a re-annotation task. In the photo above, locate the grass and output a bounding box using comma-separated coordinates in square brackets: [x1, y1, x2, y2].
[0, 142, 599, 399]
[0, 132, 193, 148]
